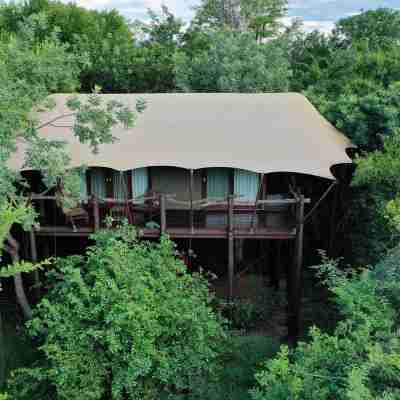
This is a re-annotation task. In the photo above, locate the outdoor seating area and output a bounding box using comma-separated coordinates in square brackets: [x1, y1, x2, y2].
[30, 192, 300, 240]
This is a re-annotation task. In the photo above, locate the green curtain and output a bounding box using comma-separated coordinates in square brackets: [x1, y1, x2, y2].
[132, 168, 149, 199]
[79, 170, 88, 201]
[234, 169, 259, 202]
[91, 169, 107, 199]
[113, 171, 129, 200]
[207, 168, 230, 199]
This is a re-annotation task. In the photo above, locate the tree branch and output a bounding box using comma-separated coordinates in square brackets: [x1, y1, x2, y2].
[36, 112, 76, 130]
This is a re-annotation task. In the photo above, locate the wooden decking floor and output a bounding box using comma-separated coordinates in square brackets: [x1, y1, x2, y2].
[34, 226, 296, 239]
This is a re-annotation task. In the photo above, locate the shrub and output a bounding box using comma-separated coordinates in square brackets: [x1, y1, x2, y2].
[217, 299, 261, 331]
[192, 335, 280, 400]
[8, 225, 226, 400]
[251, 257, 400, 400]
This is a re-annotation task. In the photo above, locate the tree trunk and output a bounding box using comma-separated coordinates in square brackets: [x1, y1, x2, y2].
[6, 235, 33, 320]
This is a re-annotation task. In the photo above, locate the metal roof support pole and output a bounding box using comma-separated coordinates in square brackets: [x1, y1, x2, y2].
[228, 194, 235, 300]
[304, 181, 337, 224]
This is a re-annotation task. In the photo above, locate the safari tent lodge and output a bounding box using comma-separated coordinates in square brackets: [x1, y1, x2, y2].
[10, 93, 353, 337]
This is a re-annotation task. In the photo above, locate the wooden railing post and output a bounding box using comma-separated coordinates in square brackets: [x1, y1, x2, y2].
[288, 194, 305, 341]
[160, 194, 167, 235]
[227, 194, 235, 300]
[93, 195, 100, 231]
[251, 173, 264, 233]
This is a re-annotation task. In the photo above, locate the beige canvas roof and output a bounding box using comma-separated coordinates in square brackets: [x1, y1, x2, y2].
[9, 93, 353, 179]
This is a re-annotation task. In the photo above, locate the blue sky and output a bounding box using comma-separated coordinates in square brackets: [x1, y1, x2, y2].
[68, 0, 400, 32]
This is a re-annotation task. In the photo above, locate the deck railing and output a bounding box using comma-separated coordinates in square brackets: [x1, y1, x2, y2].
[27, 192, 310, 337]
[29, 193, 309, 238]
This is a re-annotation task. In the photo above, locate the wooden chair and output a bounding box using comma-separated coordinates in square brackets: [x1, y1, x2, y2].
[56, 190, 89, 231]
[63, 206, 89, 231]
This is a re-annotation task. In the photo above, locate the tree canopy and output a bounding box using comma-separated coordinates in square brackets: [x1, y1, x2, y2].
[175, 29, 291, 92]
[193, 0, 287, 40]
[335, 8, 400, 48]
[8, 227, 225, 400]
[0, 10, 144, 318]
[2, 3, 400, 399]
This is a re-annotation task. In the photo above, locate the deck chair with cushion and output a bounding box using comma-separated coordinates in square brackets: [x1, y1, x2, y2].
[56, 189, 89, 231]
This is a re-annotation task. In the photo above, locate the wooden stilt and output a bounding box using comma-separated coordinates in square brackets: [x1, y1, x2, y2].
[93, 195, 100, 231]
[251, 173, 264, 233]
[235, 239, 244, 265]
[228, 195, 235, 300]
[288, 195, 305, 341]
[160, 194, 167, 235]
[29, 230, 41, 299]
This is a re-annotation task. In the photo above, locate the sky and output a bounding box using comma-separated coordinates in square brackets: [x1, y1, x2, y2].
[68, 0, 400, 33]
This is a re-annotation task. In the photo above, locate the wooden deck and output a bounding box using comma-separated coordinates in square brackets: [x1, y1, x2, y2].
[28, 193, 308, 340]
[34, 225, 296, 239]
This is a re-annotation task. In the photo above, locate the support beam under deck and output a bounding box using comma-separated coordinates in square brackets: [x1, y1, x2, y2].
[287, 195, 305, 341]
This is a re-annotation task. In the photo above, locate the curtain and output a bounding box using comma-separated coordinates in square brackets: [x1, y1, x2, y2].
[91, 168, 107, 199]
[79, 170, 88, 201]
[132, 167, 149, 199]
[234, 169, 259, 202]
[207, 168, 230, 199]
[113, 171, 129, 200]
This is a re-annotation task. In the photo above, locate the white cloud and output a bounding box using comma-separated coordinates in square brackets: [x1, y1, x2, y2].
[64, 0, 399, 29]
[67, 0, 195, 21]
[281, 16, 335, 34]
[302, 19, 335, 33]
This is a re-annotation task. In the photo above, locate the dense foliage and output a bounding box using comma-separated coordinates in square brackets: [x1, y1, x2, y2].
[252, 257, 400, 399]
[1, 1, 400, 398]
[193, 0, 287, 40]
[0, 7, 143, 320]
[175, 29, 291, 92]
[288, 8, 400, 264]
[8, 226, 225, 400]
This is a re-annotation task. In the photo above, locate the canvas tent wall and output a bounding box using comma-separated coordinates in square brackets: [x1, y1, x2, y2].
[9, 93, 353, 180]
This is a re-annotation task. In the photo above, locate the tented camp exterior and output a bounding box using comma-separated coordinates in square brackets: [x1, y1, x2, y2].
[10, 93, 353, 337]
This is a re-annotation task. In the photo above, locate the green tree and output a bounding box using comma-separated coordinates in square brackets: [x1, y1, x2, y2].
[8, 226, 225, 400]
[193, 0, 287, 40]
[251, 257, 400, 400]
[288, 30, 338, 92]
[175, 29, 291, 92]
[349, 129, 400, 263]
[289, 9, 400, 264]
[130, 6, 185, 92]
[335, 8, 400, 49]
[0, 0, 137, 92]
[288, 11, 400, 150]
[0, 14, 143, 318]
[241, 0, 287, 41]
